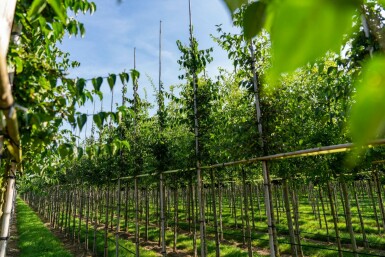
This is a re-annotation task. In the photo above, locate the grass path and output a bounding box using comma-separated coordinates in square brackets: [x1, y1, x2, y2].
[16, 198, 73, 257]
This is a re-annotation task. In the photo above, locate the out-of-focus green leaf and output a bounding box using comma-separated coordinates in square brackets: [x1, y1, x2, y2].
[94, 90, 103, 101]
[119, 72, 129, 84]
[76, 113, 87, 132]
[350, 56, 385, 146]
[243, 1, 267, 40]
[47, 0, 67, 23]
[271, 0, 356, 75]
[77, 147, 83, 160]
[107, 74, 117, 91]
[93, 113, 102, 129]
[92, 77, 103, 91]
[27, 0, 47, 20]
[224, 0, 247, 14]
[130, 69, 140, 84]
[76, 78, 86, 95]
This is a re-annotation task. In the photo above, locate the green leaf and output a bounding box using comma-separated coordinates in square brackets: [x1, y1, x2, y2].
[223, 0, 248, 14]
[93, 114, 102, 129]
[107, 74, 117, 91]
[86, 146, 92, 157]
[92, 77, 103, 91]
[119, 72, 129, 84]
[47, 0, 67, 23]
[350, 56, 385, 146]
[77, 147, 84, 160]
[108, 112, 117, 123]
[94, 90, 103, 101]
[243, 1, 267, 40]
[76, 113, 87, 132]
[270, 0, 355, 75]
[27, 0, 47, 20]
[130, 69, 140, 83]
[76, 78, 86, 96]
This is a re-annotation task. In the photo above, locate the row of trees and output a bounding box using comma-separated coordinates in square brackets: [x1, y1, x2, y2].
[6, 0, 385, 256]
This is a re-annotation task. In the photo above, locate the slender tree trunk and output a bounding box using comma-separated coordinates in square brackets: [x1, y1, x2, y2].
[134, 178, 140, 257]
[160, 173, 166, 257]
[115, 179, 121, 257]
[242, 168, 253, 257]
[319, 187, 329, 242]
[374, 172, 385, 233]
[367, 179, 380, 233]
[283, 179, 298, 257]
[145, 187, 149, 242]
[191, 180, 197, 257]
[219, 180, 224, 241]
[104, 186, 109, 257]
[209, 169, 220, 257]
[173, 187, 179, 252]
[341, 181, 358, 257]
[291, 183, 303, 257]
[353, 182, 368, 248]
[249, 183, 256, 230]
[327, 181, 343, 257]
[249, 42, 278, 257]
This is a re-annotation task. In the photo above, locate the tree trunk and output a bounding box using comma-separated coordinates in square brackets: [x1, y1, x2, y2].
[159, 174, 166, 257]
[352, 182, 368, 248]
[283, 179, 298, 257]
[173, 187, 179, 252]
[341, 180, 358, 257]
[242, 168, 253, 257]
[319, 187, 329, 242]
[374, 172, 385, 233]
[327, 181, 343, 257]
[291, 183, 303, 257]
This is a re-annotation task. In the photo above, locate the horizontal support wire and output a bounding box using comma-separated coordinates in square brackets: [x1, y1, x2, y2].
[112, 138, 385, 181]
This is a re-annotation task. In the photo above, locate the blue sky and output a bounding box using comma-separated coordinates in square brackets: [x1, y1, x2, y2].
[60, 0, 239, 138]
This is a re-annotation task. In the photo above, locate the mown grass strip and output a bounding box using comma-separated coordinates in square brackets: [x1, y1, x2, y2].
[16, 198, 73, 257]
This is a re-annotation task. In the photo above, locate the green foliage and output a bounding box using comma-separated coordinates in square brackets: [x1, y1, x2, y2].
[242, 1, 267, 40]
[17, 198, 72, 257]
[270, 0, 355, 74]
[107, 73, 117, 91]
[350, 55, 385, 145]
[92, 77, 103, 92]
[119, 71, 129, 84]
[76, 113, 87, 132]
[223, 0, 247, 14]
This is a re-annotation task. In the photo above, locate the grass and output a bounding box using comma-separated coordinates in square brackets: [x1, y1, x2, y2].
[25, 184, 385, 257]
[16, 198, 73, 257]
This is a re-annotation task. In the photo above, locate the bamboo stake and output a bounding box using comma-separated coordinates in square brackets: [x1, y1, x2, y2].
[242, 168, 253, 257]
[210, 169, 220, 257]
[283, 179, 298, 257]
[115, 179, 121, 257]
[134, 178, 140, 257]
[188, 0, 206, 255]
[160, 173, 166, 257]
[0, 162, 16, 257]
[249, 40, 278, 257]
[327, 181, 343, 257]
[341, 180, 358, 257]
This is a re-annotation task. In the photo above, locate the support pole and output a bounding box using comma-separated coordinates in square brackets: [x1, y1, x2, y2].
[160, 173, 166, 257]
[188, 0, 206, 255]
[249, 42, 278, 257]
[0, 162, 16, 257]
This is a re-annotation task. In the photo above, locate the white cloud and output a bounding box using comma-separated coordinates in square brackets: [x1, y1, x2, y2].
[61, 0, 240, 138]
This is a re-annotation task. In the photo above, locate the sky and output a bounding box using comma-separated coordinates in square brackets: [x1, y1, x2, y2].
[60, 0, 239, 138]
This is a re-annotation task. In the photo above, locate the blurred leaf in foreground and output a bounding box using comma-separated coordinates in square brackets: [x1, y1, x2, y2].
[348, 55, 385, 165]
